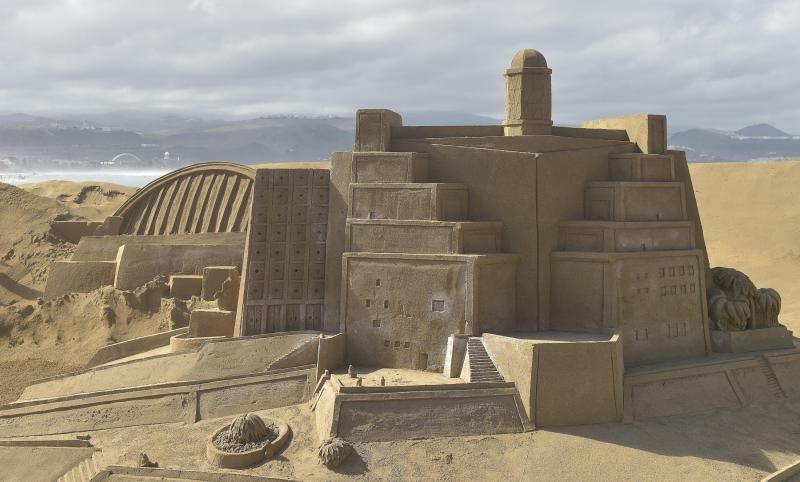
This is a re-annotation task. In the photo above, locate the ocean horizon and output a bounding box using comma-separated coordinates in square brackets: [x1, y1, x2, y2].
[0, 170, 169, 188]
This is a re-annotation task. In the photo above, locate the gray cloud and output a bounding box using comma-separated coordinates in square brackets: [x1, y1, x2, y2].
[0, 0, 797, 131]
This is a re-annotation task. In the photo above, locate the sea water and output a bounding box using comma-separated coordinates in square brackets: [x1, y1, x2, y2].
[0, 170, 168, 188]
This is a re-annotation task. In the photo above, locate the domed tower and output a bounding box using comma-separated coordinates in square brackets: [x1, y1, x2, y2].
[503, 49, 552, 135]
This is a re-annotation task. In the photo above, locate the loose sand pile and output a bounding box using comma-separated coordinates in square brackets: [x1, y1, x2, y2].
[20, 179, 136, 220]
[0, 278, 191, 404]
[0, 182, 76, 306]
[0, 180, 175, 405]
[690, 160, 800, 333]
[0, 180, 136, 307]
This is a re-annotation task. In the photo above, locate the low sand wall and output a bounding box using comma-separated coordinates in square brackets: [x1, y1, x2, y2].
[85, 327, 188, 368]
[51, 220, 102, 244]
[624, 348, 800, 421]
[316, 333, 345, 380]
[72, 232, 245, 262]
[314, 381, 529, 442]
[94, 466, 293, 481]
[483, 331, 624, 427]
[21, 331, 322, 401]
[268, 337, 320, 370]
[0, 366, 315, 437]
[114, 243, 243, 290]
[391, 125, 504, 140]
[581, 114, 667, 154]
[44, 260, 117, 299]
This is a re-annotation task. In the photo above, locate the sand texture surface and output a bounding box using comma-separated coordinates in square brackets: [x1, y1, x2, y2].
[690, 161, 800, 333]
[20, 179, 136, 220]
[0, 180, 161, 405]
[66, 400, 800, 481]
[2, 165, 800, 481]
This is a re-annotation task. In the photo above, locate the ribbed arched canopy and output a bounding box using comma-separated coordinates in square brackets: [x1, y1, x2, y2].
[114, 162, 255, 235]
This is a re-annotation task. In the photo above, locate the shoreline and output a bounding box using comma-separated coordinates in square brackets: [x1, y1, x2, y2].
[0, 170, 167, 187]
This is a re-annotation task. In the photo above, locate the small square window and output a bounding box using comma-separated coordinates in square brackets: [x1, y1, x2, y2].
[365, 299, 371, 307]
[372, 320, 381, 328]
[432, 300, 445, 312]
[376, 279, 381, 286]
[383, 300, 389, 309]
[404, 342, 411, 349]
[394, 341, 401, 348]
[383, 340, 390, 348]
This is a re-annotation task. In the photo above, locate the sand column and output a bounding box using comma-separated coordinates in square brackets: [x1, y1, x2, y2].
[503, 49, 552, 136]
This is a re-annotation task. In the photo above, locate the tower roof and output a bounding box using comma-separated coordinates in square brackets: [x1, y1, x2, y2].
[510, 49, 548, 68]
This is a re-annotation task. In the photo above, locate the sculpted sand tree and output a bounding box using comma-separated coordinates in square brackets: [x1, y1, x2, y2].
[707, 267, 781, 330]
[226, 413, 270, 445]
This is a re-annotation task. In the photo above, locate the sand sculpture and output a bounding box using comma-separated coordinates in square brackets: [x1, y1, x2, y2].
[3, 48, 800, 480]
[317, 437, 354, 469]
[706, 266, 793, 352]
[708, 267, 781, 330]
[207, 413, 291, 468]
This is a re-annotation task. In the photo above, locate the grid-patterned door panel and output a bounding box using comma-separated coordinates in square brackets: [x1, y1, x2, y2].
[240, 168, 329, 335]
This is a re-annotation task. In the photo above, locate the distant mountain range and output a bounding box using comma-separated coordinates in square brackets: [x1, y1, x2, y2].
[0, 113, 355, 169]
[668, 123, 800, 162]
[0, 110, 796, 168]
[0, 110, 501, 170]
[734, 123, 792, 138]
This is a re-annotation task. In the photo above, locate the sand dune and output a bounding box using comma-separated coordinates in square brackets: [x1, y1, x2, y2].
[690, 160, 800, 333]
[0, 183, 73, 304]
[0, 180, 142, 403]
[21, 179, 137, 220]
[0, 180, 135, 306]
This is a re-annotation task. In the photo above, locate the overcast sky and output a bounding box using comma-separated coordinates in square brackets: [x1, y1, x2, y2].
[0, 0, 797, 132]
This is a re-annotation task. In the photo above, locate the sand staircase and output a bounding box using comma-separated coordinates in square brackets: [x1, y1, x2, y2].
[57, 449, 106, 482]
[462, 337, 505, 383]
[757, 355, 787, 400]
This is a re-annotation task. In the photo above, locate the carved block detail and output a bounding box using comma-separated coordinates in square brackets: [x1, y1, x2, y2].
[240, 168, 331, 335]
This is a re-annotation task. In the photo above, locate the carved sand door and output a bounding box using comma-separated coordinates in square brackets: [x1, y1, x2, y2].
[416, 353, 428, 370]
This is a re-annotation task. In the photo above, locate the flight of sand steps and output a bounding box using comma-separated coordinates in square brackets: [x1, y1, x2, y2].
[57, 449, 106, 482]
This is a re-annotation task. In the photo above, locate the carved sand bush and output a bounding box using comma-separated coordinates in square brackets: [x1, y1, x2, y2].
[318, 437, 353, 469]
[707, 267, 781, 331]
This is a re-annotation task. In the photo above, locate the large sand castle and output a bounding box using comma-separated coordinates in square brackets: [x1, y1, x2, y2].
[2, 49, 800, 481]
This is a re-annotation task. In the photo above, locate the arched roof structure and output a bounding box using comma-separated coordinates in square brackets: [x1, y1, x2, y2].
[114, 162, 255, 235]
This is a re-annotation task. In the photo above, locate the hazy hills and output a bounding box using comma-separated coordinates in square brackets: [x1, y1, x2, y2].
[669, 123, 800, 162]
[0, 114, 357, 168]
[1, 110, 798, 168]
[735, 123, 791, 138]
[0, 110, 500, 170]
